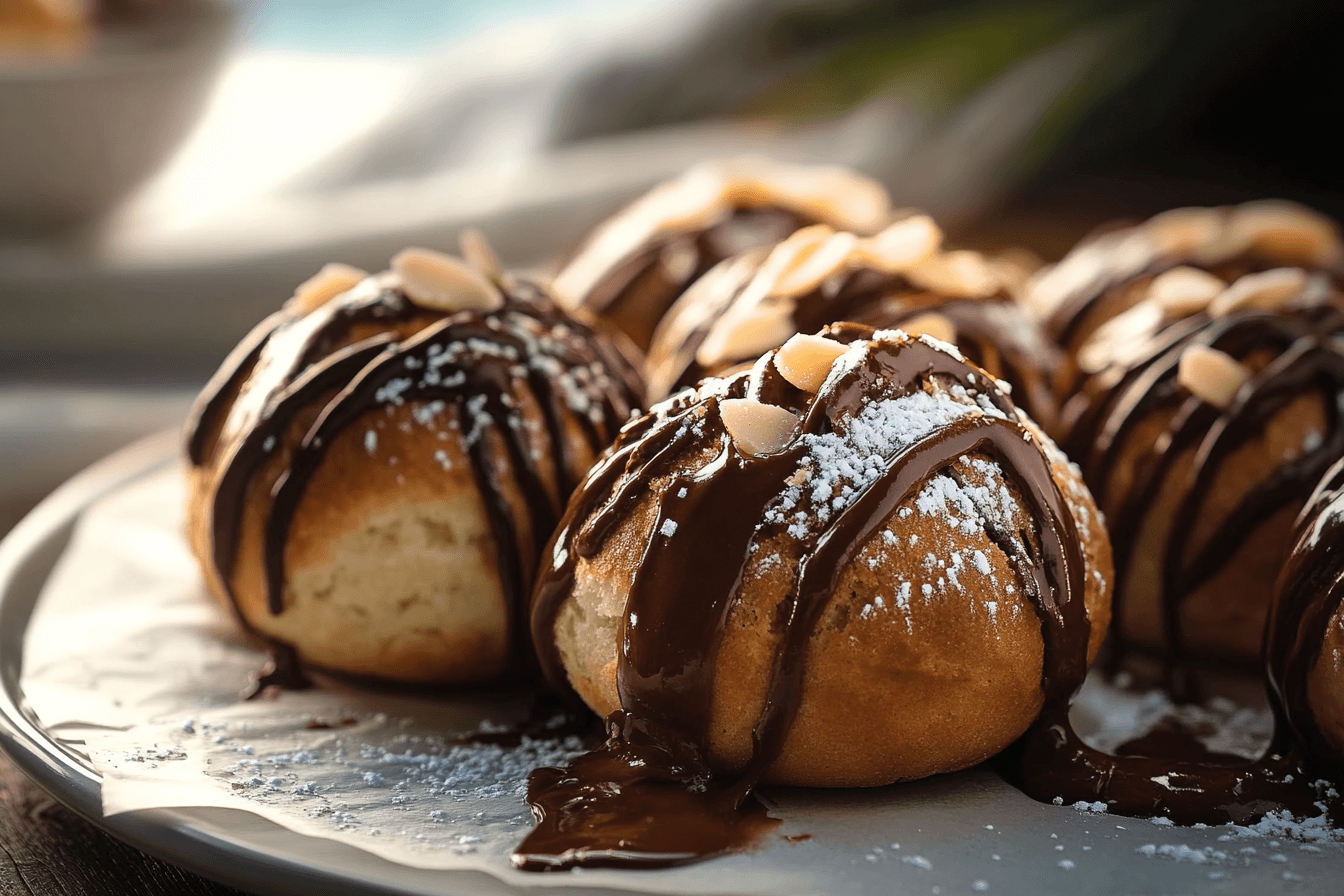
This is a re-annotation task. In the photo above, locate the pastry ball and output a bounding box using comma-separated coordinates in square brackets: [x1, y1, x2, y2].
[185, 242, 643, 685]
[1268, 458, 1344, 776]
[1025, 199, 1343, 399]
[644, 216, 1061, 431]
[1059, 248, 1344, 665]
[532, 324, 1112, 788]
[551, 157, 892, 349]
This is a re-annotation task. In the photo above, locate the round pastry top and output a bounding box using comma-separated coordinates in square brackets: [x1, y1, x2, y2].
[552, 157, 893, 312]
[1026, 200, 1343, 349]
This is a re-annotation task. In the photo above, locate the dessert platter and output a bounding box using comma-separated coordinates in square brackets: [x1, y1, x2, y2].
[5, 160, 1344, 895]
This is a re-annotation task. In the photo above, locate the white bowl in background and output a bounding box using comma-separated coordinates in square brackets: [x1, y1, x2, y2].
[0, 0, 237, 236]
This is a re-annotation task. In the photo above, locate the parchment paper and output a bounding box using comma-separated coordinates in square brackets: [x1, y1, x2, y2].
[20, 463, 1344, 895]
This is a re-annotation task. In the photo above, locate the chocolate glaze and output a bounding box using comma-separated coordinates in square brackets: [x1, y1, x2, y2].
[646, 260, 1059, 431]
[245, 643, 312, 700]
[184, 275, 642, 678]
[522, 325, 1089, 869]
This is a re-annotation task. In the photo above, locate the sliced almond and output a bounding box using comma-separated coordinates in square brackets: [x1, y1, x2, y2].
[771, 230, 859, 299]
[1078, 302, 1163, 375]
[288, 263, 368, 314]
[459, 227, 505, 282]
[1146, 207, 1224, 257]
[391, 247, 504, 313]
[754, 225, 835, 293]
[774, 333, 849, 392]
[908, 250, 999, 298]
[721, 157, 892, 234]
[855, 215, 943, 272]
[695, 300, 795, 368]
[897, 311, 962, 346]
[1228, 200, 1343, 268]
[1178, 345, 1250, 409]
[898, 311, 957, 346]
[1207, 267, 1308, 317]
[720, 398, 799, 456]
[1147, 266, 1226, 316]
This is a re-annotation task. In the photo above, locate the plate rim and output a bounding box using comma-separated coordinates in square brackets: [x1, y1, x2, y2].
[0, 430, 633, 896]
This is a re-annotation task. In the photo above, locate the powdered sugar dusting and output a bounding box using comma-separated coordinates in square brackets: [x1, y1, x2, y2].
[763, 386, 1007, 539]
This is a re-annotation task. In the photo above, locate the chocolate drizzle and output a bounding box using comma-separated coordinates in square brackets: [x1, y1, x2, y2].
[184, 275, 641, 678]
[520, 326, 1089, 869]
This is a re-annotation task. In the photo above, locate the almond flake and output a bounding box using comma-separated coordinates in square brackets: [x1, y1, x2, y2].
[908, 250, 999, 298]
[775, 334, 848, 392]
[898, 312, 957, 345]
[1148, 266, 1226, 316]
[391, 247, 504, 313]
[1178, 345, 1250, 409]
[1208, 268, 1308, 317]
[1228, 201, 1343, 268]
[288, 263, 367, 314]
[720, 398, 799, 456]
[458, 227, 505, 282]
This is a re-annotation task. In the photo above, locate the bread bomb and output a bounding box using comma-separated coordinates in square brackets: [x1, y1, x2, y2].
[645, 216, 1061, 431]
[532, 324, 1112, 787]
[1054, 214, 1344, 666]
[552, 157, 891, 349]
[185, 243, 643, 685]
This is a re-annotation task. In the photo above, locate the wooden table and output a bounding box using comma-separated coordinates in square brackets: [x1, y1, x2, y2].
[0, 756, 246, 896]
[0, 386, 248, 895]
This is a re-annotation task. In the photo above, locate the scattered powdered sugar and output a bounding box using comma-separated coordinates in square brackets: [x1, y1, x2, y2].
[412, 400, 447, 427]
[364, 430, 378, 454]
[196, 712, 587, 850]
[375, 377, 414, 406]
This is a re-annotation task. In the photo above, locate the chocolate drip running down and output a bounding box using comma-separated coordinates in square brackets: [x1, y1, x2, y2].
[184, 271, 642, 683]
[520, 326, 1090, 870]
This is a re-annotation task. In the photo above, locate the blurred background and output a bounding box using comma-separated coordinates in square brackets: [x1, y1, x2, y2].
[1, 0, 1342, 535]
